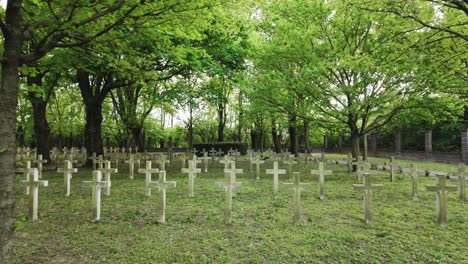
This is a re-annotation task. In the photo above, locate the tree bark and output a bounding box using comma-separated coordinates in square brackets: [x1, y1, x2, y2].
[131, 125, 145, 151]
[303, 119, 309, 153]
[0, 0, 23, 259]
[288, 114, 298, 156]
[217, 102, 225, 142]
[362, 133, 368, 161]
[351, 130, 360, 171]
[271, 118, 281, 153]
[27, 75, 51, 161]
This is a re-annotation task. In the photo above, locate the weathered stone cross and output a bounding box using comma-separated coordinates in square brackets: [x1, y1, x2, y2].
[251, 154, 265, 180]
[22, 168, 48, 221]
[216, 164, 242, 224]
[101, 161, 118, 196]
[450, 164, 466, 202]
[283, 155, 297, 180]
[219, 155, 233, 171]
[88, 152, 97, 170]
[33, 154, 47, 178]
[95, 155, 106, 170]
[224, 160, 243, 183]
[200, 151, 210, 173]
[124, 154, 138, 180]
[57, 160, 78, 196]
[266, 161, 286, 195]
[311, 162, 332, 200]
[157, 155, 170, 171]
[138, 161, 159, 196]
[209, 148, 217, 164]
[147, 170, 176, 223]
[387, 156, 399, 182]
[18, 160, 33, 195]
[283, 172, 311, 223]
[182, 160, 201, 197]
[82, 170, 110, 221]
[426, 173, 457, 226]
[352, 173, 384, 224]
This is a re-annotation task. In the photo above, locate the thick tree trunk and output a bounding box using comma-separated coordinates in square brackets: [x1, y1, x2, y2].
[351, 130, 360, 171]
[188, 104, 194, 149]
[131, 126, 145, 151]
[362, 133, 368, 161]
[84, 99, 104, 160]
[303, 120, 309, 153]
[27, 74, 51, 161]
[217, 102, 225, 142]
[0, 0, 23, 259]
[288, 115, 298, 156]
[271, 118, 281, 153]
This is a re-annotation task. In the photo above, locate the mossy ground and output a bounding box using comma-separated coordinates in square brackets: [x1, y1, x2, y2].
[7, 155, 468, 263]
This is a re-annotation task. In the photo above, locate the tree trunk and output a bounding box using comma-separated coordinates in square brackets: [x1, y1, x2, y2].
[83, 99, 104, 160]
[27, 75, 51, 161]
[217, 102, 225, 142]
[237, 90, 243, 143]
[362, 133, 368, 161]
[0, 0, 23, 258]
[351, 130, 360, 171]
[131, 125, 145, 151]
[188, 104, 193, 149]
[271, 118, 281, 153]
[288, 114, 298, 156]
[303, 119, 309, 153]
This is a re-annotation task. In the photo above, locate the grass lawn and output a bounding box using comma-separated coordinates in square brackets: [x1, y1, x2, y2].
[6, 156, 468, 263]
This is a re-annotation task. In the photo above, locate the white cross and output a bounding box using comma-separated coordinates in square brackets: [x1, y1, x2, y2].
[353, 173, 384, 224]
[311, 162, 332, 200]
[57, 160, 78, 196]
[251, 155, 265, 180]
[449, 164, 466, 202]
[283, 172, 311, 223]
[138, 161, 159, 196]
[266, 161, 286, 195]
[182, 160, 201, 197]
[147, 170, 176, 223]
[200, 151, 211, 172]
[125, 154, 138, 180]
[18, 160, 33, 195]
[33, 154, 47, 178]
[100, 161, 117, 196]
[216, 165, 242, 224]
[22, 169, 48, 221]
[82, 171, 110, 221]
[283, 155, 297, 180]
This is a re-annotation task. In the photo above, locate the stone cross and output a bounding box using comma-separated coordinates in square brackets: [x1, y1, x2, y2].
[18, 160, 33, 195]
[190, 154, 202, 168]
[450, 164, 466, 202]
[405, 163, 423, 199]
[57, 160, 78, 196]
[426, 173, 458, 226]
[124, 154, 137, 180]
[251, 155, 265, 180]
[353, 159, 370, 181]
[219, 155, 233, 170]
[138, 161, 159, 196]
[179, 153, 187, 169]
[182, 160, 201, 197]
[224, 160, 243, 183]
[216, 165, 242, 224]
[388, 156, 399, 182]
[95, 155, 106, 170]
[352, 173, 384, 224]
[266, 161, 286, 195]
[82, 170, 110, 221]
[209, 148, 217, 164]
[101, 161, 118, 196]
[33, 154, 47, 178]
[311, 162, 332, 200]
[147, 170, 176, 223]
[283, 172, 311, 223]
[88, 152, 97, 170]
[283, 155, 297, 180]
[22, 169, 48, 221]
[157, 155, 170, 171]
[200, 151, 210, 173]
[347, 153, 353, 174]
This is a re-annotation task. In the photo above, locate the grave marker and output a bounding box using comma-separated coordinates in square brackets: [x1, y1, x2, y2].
[353, 173, 384, 224]
[216, 165, 242, 224]
[200, 151, 210, 173]
[182, 160, 201, 197]
[82, 171, 110, 221]
[311, 162, 332, 200]
[57, 160, 78, 196]
[266, 161, 286, 195]
[251, 155, 265, 180]
[450, 164, 466, 202]
[283, 155, 297, 180]
[147, 170, 176, 223]
[101, 161, 118, 196]
[22, 169, 48, 221]
[33, 154, 47, 178]
[283, 172, 311, 223]
[18, 160, 33, 195]
[426, 173, 458, 226]
[125, 154, 138, 180]
[138, 161, 159, 196]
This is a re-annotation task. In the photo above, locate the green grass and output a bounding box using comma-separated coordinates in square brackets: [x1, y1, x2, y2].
[7, 157, 468, 263]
